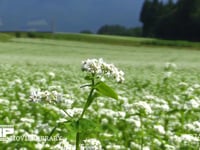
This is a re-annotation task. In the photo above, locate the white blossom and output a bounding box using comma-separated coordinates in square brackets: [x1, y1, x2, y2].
[81, 58, 125, 83]
[165, 62, 177, 70]
[154, 125, 165, 134]
[180, 134, 199, 143]
[133, 101, 152, 114]
[164, 71, 172, 79]
[184, 121, 200, 133]
[48, 72, 55, 78]
[29, 88, 42, 102]
[83, 138, 102, 150]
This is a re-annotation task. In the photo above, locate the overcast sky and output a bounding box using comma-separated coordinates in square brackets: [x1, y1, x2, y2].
[0, 0, 144, 33]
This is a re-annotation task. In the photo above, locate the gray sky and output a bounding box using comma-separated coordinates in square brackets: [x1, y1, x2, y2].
[0, 0, 144, 33]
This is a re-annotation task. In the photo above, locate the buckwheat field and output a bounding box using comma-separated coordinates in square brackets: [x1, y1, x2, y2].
[1, 37, 200, 150]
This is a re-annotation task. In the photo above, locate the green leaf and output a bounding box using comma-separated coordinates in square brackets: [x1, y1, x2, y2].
[78, 118, 100, 133]
[95, 81, 118, 100]
[46, 125, 58, 144]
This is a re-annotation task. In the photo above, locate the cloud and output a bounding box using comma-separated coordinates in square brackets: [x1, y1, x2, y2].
[27, 19, 48, 26]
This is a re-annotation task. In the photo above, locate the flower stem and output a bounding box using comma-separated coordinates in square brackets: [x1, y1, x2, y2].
[75, 77, 95, 150]
[75, 129, 80, 150]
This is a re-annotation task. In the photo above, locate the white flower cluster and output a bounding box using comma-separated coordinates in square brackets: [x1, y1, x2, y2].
[81, 58, 125, 83]
[170, 134, 199, 145]
[133, 101, 152, 115]
[184, 121, 200, 133]
[154, 125, 165, 134]
[52, 138, 102, 150]
[165, 62, 177, 70]
[83, 138, 102, 150]
[29, 88, 62, 103]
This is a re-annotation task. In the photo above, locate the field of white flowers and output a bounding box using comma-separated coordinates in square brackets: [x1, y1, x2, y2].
[1, 38, 200, 150]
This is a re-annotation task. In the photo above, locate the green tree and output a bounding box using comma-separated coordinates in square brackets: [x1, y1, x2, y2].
[140, 0, 163, 37]
[140, 0, 200, 41]
[97, 24, 127, 36]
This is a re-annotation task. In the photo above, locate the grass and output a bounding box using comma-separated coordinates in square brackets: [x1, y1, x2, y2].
[2, 31, 200, 49]
[0, 37, 200, 68]
[0, 33, 13, 42]
[1, 37, 200, 149]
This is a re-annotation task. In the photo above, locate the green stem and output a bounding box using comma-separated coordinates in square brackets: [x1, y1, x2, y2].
[140, 116, 143, 150]
[75, 77, 95, 150]
[80, 88, 94, 119]
[75, 125, 80, 150]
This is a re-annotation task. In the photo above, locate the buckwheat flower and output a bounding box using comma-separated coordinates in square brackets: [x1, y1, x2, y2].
[179, 82, 188, 88]
[153, 138, 162, 146]
[164, 144, 176, 150]
[81, 58, 125, 83]
[38, 78, 46, 84]
[169, 134, 181, 144]
[184, 99, 200, 110]
[101, 118, 109, 125]
[83, 138, 102, 149]
[48, 72, 55, 78]
[193, 83, 200, 89]
[14, 79, 22, 84]
[20, 117, 35, 123]
[180, 134, 199, 143]
[66, 108, 83, 117]
[106, 144, 123, 150]
[130, 142, 141, 149]
[98, 108, 116, 118]
[0, 98, 10, 105]
[154, 125, 165, 134]
[133, 101, 152, 115]
[144, 95, 156, 100]
[126, 117, 141, 128]
[100, 133, 113, 138]
[184, 121, 200, 133]
[184, 87, 194, 96]
[173, 95, 180, 101]
[42, 90, 51, 102]
[143, 146, 150, 150]
[164, 71, 172, 79]
[52, 90, 62, 102]
[81, 58, 102, 74]
[53, 139, 75, 150]
[56, 118, 68, 124]
[116, 111, 126, 119]
[35, 143, 43, 150]
[165, 62, 177, 70]
[29, 88, 42, 102]
[152, 103, 169, 112]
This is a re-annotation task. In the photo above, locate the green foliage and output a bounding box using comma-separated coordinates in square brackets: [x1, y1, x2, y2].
[95, 82, 118, 100]
[140, 0, 200, 41]
[1, 38, 200, 149]
[3, 32, 200, 49]
[15, 32, 21, 38]
[97, 24, 127, 36]
[80, 30, 93, 34]
[97, 24, 142, 37]
[0, 33, 13, 42]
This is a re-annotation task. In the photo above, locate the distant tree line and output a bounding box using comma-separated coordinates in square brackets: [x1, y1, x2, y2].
[140, 0, 200, 41]
[97, 25, 142, 37]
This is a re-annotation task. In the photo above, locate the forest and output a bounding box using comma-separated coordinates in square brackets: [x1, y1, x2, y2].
[98, 0, 200, 41]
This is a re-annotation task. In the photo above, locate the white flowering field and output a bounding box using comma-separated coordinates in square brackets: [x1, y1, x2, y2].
[1, 38, 200, 150]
